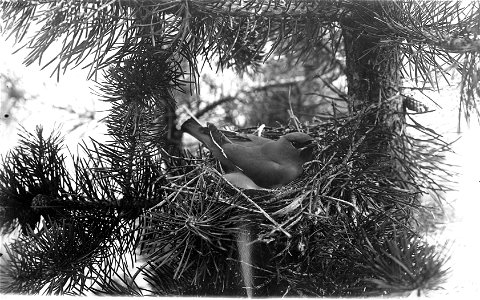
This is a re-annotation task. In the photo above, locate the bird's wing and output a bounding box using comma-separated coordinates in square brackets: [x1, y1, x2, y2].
[214, 127, 271, 146]
[181, 118, 239, 172]
[221, 141, 297, 188]
[221, 130, 253, 142]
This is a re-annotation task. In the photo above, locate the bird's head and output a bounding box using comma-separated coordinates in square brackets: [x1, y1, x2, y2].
[282, 132, 316, 161]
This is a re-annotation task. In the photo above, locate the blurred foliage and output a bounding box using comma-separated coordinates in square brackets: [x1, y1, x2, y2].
[0, 70, 96, 135]
[231, 50, 345, 127]
[1, 73, 29, 124]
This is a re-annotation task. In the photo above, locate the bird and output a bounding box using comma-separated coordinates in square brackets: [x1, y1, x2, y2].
[181, 118, 315, 189]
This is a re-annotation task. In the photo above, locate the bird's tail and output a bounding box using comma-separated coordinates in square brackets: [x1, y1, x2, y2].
[181, 118, 215, 146]
[180, 117, 203, 136]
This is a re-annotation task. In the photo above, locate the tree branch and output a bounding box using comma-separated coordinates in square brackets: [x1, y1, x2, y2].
[194, 77, 306, 119]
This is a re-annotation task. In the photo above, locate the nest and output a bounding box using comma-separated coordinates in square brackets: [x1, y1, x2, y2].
[138, 104, 450, 296]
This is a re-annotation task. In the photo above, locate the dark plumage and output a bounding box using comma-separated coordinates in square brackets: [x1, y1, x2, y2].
[181, 118, 315, 189]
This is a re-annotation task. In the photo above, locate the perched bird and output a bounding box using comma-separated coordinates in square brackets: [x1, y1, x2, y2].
[181, 118, 315, 189]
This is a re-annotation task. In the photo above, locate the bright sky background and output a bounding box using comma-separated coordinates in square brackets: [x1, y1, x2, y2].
[1, 25, 480, 297]
[0, 36, 110, 156]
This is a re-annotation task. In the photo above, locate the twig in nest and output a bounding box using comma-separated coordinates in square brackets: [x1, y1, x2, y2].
[208, 167, 292, 238]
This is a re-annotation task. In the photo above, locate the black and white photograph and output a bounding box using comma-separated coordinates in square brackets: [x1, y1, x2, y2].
[1, 0, 479, 297]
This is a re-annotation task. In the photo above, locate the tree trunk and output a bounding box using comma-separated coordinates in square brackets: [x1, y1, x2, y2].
[341, 4, 409, 189]
[341, 6, 402, 116]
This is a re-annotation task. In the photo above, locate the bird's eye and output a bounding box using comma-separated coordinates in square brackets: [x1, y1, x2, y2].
[291, 141, 300, 148]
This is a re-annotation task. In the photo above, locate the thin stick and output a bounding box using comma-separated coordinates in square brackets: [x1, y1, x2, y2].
[252, 124, 265, 136]
[322, 195, 360, 212]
